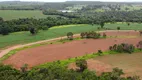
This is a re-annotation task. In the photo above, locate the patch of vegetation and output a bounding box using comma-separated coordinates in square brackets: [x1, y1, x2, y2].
[0, 10, 49, 20]
[80, 31, 101, 39]
[109, 43, 135, 54]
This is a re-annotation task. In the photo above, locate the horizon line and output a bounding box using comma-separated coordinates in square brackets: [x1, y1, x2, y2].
[0, 0, 142, 2]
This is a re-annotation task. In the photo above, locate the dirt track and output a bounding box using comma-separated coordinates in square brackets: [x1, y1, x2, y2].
[2, 30, 141, 68]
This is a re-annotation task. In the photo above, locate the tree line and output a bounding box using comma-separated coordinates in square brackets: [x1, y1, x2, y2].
[1, 9, 142, 35]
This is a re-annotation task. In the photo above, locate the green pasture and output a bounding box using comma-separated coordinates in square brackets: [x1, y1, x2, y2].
[0, 10, 55, 20]
[0, 23, 142, 48]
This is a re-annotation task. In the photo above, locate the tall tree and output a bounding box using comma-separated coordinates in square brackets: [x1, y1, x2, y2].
[100, 22, 105, 28]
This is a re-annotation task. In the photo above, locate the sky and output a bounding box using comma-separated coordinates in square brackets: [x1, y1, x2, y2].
[0, 0, 142, 2]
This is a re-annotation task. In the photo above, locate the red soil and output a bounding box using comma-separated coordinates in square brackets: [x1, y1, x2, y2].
[68, 59, 112, 75]
[3, 31, 141, 69]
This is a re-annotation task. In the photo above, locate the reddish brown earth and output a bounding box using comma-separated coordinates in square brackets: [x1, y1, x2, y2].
[69, 52, 142, 79]
[3, 31, 141, 69]
[68, 59, 112, 75]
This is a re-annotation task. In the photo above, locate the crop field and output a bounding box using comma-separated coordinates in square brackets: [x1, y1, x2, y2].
[3, 31, 142, 69]
[0, 23, 142, 49]
[0, 10, 53, 20]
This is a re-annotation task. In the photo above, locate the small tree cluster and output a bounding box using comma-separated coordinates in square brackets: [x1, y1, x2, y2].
[67, 32, 73, 40]
[109, 43, 135, 54]
[80, 31, 101, 39]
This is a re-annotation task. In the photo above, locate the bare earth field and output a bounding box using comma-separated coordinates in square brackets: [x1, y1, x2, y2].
[69, 52, 142, 78]
[3, 31, 142, 69]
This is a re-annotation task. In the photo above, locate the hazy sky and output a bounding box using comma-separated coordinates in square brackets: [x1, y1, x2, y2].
[0, 0, 142, 2]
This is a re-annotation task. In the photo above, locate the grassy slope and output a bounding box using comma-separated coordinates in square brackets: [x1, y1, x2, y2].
[0, 10, 49, 20]
[0, 23, 142, 48]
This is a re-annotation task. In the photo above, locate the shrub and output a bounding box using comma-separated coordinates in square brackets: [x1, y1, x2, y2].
[67, 32, 73, 40]
[110, 43, 135, 54]
[80, 32, 85, 38]
[30, 27, 38, 35]
[76, 59, 87, 72]
[80, 31, 101, 39]
[117, 27, 120, 30]
[98, 50, 103, 56]
[41, 26, 49, 30]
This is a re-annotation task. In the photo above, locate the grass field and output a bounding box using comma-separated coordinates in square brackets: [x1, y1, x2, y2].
[0, 23, 142, 48]
[93, 52, 142, 78]
[0, 10, 52, 20]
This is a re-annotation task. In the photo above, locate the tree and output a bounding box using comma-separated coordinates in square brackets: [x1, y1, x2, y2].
[76, 59, 87, 72]
[67, 32, 73, 40]
[30, 27, 38, 35]
[127, 22, 130, 26]
[100, 22, 105, 28]
[80, 32, 85, 38]
[98, 50, 103, 56]
[0, 24, 10, 35]
[117, 27, 120, 31]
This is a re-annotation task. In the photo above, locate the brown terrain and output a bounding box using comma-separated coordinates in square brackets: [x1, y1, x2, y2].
[69, 52, 142, 78]
[3, 31, 141, 69]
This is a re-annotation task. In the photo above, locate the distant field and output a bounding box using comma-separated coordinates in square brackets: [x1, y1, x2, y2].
[0, 23, 142, 48]
[121, 5, 142, 11]
[0, 10, 53, 20]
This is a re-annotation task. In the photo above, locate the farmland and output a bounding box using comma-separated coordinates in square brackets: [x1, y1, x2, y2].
[0, 1, 142, 80]
[3, 31, 141, 68]
[0, 10, 49, 20]
[0, 23, 142, 49]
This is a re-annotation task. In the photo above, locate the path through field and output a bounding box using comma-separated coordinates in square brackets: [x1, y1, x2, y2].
[2, 30, 141, 69]
[1, 30, 135, 59]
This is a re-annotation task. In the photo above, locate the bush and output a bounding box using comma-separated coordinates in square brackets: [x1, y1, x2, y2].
[76, 59, 87, 72]
[67, 32, 73, 40]
[80, 32, 85, 38]
[30, 27, 38, 35]
[117, 27, 120, 30]
[41, 26, 49, 30]
[109, 43, 135, 54]
[98, 50, 103, 56]
[80, 31, 101, 39]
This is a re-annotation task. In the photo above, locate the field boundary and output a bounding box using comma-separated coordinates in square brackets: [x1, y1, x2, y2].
[0, 30, 137, 63]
